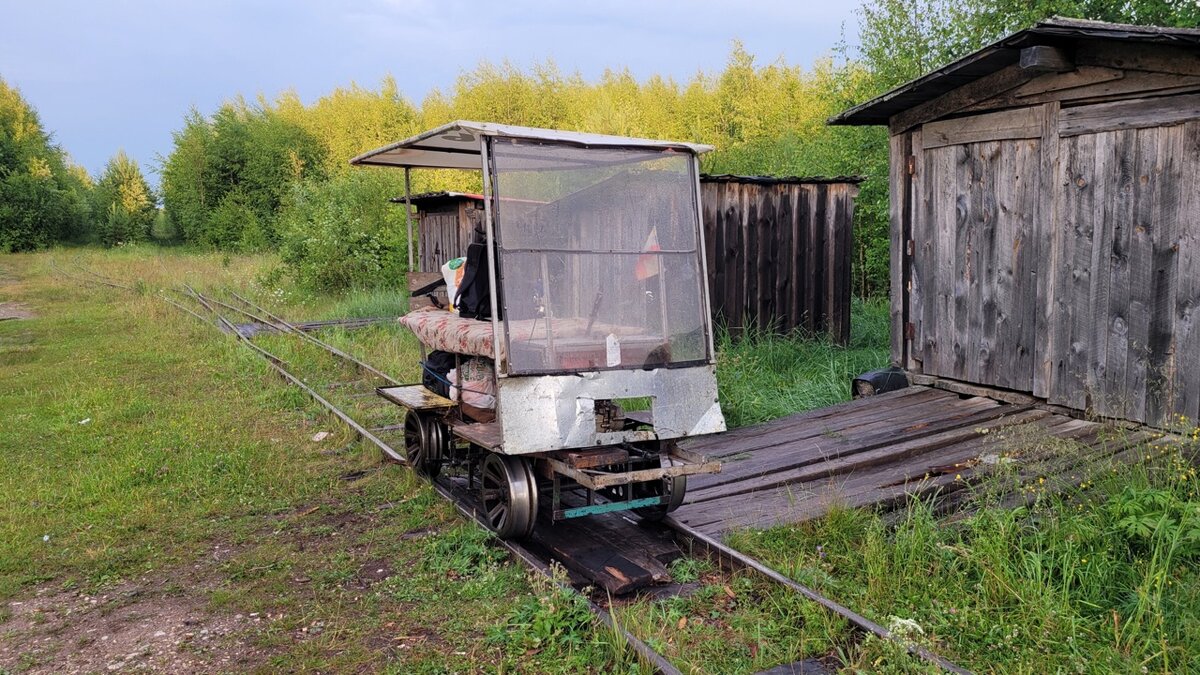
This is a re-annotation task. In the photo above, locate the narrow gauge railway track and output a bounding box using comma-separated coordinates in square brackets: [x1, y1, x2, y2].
[58, 259, 970, 675]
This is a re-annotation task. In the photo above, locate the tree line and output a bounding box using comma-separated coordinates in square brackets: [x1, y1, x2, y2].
[0, 79, 158, 251]
[4, 0, 1197, 295]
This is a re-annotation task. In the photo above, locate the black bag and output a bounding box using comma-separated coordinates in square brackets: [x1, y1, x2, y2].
[421, 350, 456, 397]
[455, 240, 494, 320]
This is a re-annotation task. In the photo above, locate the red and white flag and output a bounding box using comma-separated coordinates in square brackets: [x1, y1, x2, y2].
[634, 227, 661, 280]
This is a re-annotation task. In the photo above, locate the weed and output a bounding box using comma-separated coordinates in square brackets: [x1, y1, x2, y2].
[423, 524, 507, 577]
[667, 556, 713, 584]
[729, 434, 1200, 673]
[487, 566, 594, 653]
[715, 297, 889, 428]
[1107, 486, 1200, 558]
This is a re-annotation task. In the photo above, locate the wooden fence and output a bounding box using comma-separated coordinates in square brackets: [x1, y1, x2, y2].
[700, 175, 860, 345]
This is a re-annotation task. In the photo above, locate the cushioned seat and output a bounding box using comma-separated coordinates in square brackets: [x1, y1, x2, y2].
[398, 306, 670, 368]
[399, 306, 498, 358]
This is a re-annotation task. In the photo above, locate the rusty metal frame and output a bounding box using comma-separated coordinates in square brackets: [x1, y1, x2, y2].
[689, 154, 718, 363]
[541, 445, 719, 491]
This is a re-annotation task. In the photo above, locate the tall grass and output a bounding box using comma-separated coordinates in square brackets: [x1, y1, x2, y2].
[728, 430, 1200, 673]
[715, 297, 890, 428]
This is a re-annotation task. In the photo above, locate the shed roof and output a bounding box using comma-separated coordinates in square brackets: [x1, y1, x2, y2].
[830, 17, 1200, 126]
[701, 174, 865, 185]
[350, 120, 714, 170]
[387, 191, 484, 207]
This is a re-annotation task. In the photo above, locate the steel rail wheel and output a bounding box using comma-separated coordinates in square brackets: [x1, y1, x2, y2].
[519, 456, 540, 533]
[402, 410, 437, 478]
[422, 417, 448, 479]
[633, 474, 686, 521]
[479, 453, 537, 539]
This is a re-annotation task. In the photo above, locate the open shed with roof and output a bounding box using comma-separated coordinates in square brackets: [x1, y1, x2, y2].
[389, 191, 486, 274]
[833, 17, 1200, 429]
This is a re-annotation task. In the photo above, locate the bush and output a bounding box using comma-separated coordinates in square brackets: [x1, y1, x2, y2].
[159, 102, 326, 249]
[204, 189, 270, 251]
[0, 78, 89, 251]
[0, 172, 85, 251]
[91, 151, 156, 247]
[276, 170, 408, 291]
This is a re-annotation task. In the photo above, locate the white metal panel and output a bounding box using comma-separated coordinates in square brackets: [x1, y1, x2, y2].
[495, 366, 726, 454]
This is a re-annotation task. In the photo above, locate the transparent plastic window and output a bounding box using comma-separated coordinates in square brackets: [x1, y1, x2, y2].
[490, 139, 710, 374]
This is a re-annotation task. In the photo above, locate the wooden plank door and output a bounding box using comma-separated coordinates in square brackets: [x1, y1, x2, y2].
[1044, 120, 1200, 426]
[910, 128, 1041, 391]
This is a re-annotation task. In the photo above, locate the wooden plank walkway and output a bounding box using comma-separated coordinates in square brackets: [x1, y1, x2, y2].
[439, 476, 685, 595]
[675, 386, 1149, 538]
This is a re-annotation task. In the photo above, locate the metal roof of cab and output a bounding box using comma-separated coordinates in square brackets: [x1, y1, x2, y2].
[830, 17, 1200, 127]
[349, 120, 715, 170]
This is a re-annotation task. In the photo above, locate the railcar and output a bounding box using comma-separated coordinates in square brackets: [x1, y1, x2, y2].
[352, 122, 725, 538]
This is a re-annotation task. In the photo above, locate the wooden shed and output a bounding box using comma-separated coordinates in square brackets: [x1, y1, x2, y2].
[391, 192, 485, 274]
[398, 177, 860, 344]
[831, 17, 1200, 428]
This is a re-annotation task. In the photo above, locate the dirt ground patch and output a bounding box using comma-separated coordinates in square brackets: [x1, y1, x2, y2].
[0, 265, 33, 320]
[0, 301, 34, 320]
[0, 576, 271, 674]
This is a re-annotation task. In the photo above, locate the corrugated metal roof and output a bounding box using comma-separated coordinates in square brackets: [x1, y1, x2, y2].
[351, 120, 714, 170]
[701, 174, 865, 185]
[830, 17, 1200, 126]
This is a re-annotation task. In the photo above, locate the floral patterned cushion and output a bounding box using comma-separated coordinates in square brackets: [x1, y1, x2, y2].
[398, 307, 498, 358]
[399, 307, 653, 362]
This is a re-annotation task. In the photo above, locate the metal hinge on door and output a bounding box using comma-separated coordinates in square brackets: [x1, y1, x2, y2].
[906, 155, 916, 175]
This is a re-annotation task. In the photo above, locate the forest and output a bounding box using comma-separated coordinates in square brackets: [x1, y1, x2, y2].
[3, 0, 1199, 297]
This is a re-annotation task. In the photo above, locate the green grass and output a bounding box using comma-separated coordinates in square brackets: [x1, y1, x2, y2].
[716, 298, 890, 428]
[0, 247, 909, 674]
[0, 249, 332, 597]
[11, 246, 1193, 674]
[0, 247, 637, 672]
[615, 570, 867, 673]
[726, 433, 1200, 673]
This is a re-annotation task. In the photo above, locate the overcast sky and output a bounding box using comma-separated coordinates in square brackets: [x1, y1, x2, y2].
[1, 1, 861, 183]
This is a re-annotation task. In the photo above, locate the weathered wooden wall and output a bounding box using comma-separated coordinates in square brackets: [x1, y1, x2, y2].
[1045, 120, 1200, 425]
[417, 199, 483, 273]
[891, 41, 1200, 428]
[701, 176, 858, 345]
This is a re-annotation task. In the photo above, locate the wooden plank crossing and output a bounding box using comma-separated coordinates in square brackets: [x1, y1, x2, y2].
[675, 386, 1146, 538]
[438, 476, 684, 595]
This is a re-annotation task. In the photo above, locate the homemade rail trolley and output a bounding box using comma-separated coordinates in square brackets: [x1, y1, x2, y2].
[351, 122, 725, 539]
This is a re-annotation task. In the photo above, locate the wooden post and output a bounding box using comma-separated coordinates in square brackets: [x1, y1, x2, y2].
[404, 168, 414, 272]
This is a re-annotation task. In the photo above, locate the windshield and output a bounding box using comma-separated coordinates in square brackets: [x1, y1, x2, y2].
[490, 138, 711, 375]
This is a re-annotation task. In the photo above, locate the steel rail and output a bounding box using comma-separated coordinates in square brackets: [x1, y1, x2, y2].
[47, 258, 134, 291]
[198, 293, 285, 330]
[166, 287, 236, 330]
[180, 288, 408, 465]
[159, 293, 215, 325]
[227, 291, 402, 387]
[664, 517, 973, 675]
[70, 255, 136, 290]
[430, 480, 682, 675]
